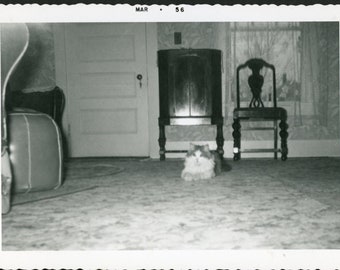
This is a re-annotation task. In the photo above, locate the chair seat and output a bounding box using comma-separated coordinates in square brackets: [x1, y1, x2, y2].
[234, 107, 287, 120]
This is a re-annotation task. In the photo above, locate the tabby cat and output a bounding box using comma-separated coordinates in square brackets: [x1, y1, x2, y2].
[181, 143, 229, 181]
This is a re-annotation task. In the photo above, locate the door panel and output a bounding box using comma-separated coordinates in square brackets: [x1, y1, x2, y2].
[64, 23, 149, 157]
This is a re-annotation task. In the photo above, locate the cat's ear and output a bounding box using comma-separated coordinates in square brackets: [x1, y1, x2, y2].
[189, 143, 195, 151]
[203, 144, 210, 151]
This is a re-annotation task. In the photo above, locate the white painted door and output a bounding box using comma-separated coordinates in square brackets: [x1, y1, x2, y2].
[64, 23, 149, 157]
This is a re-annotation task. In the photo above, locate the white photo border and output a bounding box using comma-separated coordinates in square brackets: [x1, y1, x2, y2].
[1, 3, 340, 270]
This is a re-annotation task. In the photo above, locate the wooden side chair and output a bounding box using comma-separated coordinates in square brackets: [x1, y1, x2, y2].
[232, 58, 289, 161]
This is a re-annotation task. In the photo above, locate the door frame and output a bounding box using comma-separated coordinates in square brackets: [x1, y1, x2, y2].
[53, 23, 159, 158]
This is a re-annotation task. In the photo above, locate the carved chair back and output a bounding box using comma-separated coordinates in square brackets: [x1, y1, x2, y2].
[236, 58, 277, 109]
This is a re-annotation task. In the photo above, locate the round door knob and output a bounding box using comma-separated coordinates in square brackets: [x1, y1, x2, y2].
[137, 74, 143, 80]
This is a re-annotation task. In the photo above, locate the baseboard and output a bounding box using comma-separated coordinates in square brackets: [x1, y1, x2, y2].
[151, 140, 340, 159]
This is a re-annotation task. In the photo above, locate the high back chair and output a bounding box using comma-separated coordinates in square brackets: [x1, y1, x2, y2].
[232, 58, 288, 161]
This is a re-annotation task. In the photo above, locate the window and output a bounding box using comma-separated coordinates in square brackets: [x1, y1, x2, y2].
[230, 22, 301, 103]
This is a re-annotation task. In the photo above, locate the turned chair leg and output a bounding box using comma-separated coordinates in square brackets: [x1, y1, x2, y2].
[216, 123, 224, 160]
[232, 119, 241, 161]
[158, 123, 166, 161]
[274, 120, 278, 160]
[279, 119, 289, 161]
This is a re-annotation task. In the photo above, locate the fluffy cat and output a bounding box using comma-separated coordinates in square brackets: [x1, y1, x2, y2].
[181, 143, 229, 181]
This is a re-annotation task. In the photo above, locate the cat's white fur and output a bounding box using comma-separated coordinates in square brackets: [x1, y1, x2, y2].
[181, 147, 216, 181]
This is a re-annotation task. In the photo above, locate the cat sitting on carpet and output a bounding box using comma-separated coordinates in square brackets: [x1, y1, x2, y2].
[181, 143, 230, 181]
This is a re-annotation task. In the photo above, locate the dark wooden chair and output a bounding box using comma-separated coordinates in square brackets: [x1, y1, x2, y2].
[232, 58, 288, 161]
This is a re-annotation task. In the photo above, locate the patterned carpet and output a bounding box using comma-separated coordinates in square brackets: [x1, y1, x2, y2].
[11, 161, 124, 206]
[2, 157, 340, 250]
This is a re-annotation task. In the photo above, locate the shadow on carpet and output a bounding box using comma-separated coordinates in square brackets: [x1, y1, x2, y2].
[12, 162, 124, 206]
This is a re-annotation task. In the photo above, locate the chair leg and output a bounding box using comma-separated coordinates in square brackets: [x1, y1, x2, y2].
[274, 120, 278, 159]
[216, 123, 224, 160]
[279, 119, 289, 161]
[232, 118, 241, 161]
[158, 123, 166, 161]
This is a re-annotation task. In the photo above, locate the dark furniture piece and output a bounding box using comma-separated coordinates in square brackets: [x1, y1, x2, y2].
[6, 86, 68, 158]
[232, 58, 288, 161]
[6, 86, 65, 129]
[158, 49, 224, 160]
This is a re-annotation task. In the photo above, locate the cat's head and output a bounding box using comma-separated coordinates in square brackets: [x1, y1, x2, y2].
[187, 143, 212, 162]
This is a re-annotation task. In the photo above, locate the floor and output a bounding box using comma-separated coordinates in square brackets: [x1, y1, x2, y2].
[2, 157, 340, 250]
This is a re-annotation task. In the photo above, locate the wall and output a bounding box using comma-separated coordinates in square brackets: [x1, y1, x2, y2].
[158, 22, 222, 50]
[51, 22, 339, 158]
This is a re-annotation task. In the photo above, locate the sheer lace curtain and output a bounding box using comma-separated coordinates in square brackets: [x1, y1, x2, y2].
[224, 22, 339, 140]
[300, 22, 339, 138]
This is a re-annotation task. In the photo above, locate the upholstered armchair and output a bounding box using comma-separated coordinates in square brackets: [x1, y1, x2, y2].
[1, 23, 63, 214]
[1, 23, 29, 213]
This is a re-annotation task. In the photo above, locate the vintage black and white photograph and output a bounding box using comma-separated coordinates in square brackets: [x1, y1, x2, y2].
[1, 5, 340, 259]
